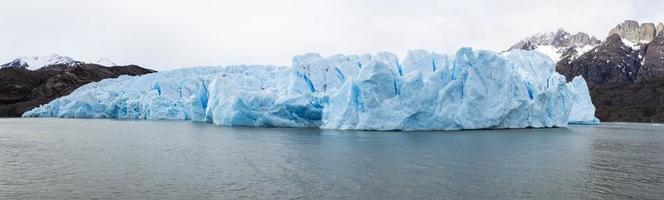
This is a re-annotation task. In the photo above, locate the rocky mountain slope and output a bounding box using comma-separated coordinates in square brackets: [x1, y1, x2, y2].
[591, 79, 664, 122]
[0, 56, 155, 117]
[555, 34, 642, 88]
[514, 20, 664, 122]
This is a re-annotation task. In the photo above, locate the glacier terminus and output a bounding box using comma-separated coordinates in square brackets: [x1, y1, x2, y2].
[23, 48, 600, 130]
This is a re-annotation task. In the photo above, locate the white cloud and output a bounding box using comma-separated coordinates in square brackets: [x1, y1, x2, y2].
[0, 0, 654, 70]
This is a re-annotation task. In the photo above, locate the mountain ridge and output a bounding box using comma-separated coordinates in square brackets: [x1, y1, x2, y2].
[509, 29, 601, 63]
[0, 54, 82, 70]
[1, 54, 123, 70]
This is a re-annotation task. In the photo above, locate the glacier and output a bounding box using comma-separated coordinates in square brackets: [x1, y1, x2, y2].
[23, 48, 600, 130]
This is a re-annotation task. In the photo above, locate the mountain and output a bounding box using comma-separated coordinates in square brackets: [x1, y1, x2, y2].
[513, 20, 664, 122]
[0, 56, 155, 117]
[509, 29, 601, 62]
[555, 20, 664, 87]
[95, 58, 118, 66]
[1, 55, 123, 70]
[638, 30, 664, 82]
[556, 34, 641, 88]
[0, 54, 84, 70]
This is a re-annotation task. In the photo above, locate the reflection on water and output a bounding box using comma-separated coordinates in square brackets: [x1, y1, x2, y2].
[0, 119, 663, 199]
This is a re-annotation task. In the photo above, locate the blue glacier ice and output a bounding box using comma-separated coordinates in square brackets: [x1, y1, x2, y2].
[23, 48, 600, 130]
[568, 76, 600, 125]
[23, 67, 224, 120]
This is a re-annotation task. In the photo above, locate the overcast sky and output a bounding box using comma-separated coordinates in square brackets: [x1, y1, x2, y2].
[0, 0, 661, 70]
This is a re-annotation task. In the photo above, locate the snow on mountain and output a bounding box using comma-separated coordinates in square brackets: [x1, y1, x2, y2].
[23, 48, 599, 130]
[1, 55, 124, 69]
[95, 58, 118, 66]
[509, 29, 601, 62]
[0, 54, 81, 70]
[531, 45, 562, 62]
[621, 38, 642, 50]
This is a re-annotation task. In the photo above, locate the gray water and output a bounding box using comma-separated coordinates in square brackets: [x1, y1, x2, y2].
[1, 119, 663, 199]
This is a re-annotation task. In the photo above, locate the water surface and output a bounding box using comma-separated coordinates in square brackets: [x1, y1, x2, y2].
[1, 118, 663, 199]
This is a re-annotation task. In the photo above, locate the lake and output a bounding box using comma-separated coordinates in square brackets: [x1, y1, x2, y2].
[1, 118, 663, 199]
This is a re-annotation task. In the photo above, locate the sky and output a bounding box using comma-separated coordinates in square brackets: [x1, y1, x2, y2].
[0, 0, 661, 70]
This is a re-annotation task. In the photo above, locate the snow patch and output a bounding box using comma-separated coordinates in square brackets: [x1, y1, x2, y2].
[95, 58, 117, 66]
[622, 39, 641, 50]
[534, 45, 561, 61]
[575, 45, 594, 57]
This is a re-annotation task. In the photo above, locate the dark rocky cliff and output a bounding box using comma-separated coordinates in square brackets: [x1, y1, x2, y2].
[591, 79, 664, 122]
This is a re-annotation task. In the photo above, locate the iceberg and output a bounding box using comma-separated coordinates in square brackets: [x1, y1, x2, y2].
[23, 48, 600, 130]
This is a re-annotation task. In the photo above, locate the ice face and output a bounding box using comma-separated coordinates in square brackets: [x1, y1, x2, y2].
[23, 48, 599, 130]
[322, 48, 579, 130]
[401, 49, 447, 76]
[204, 65, 323, 127]
[25, 67, 227, 120]
[568, 76, 601, 125]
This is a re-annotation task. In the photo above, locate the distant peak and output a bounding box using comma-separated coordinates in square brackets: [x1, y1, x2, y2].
[1, 54, 81, 70]
[513, 29, 599, 49]
[95, 58, 117, 66]
[608, 20, 664, 44]
[509, 29, 600, 62]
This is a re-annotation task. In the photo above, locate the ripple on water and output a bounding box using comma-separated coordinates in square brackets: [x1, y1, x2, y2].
[0, 119, 663, 199]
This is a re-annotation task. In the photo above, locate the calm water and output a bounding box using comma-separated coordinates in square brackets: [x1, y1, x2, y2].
[1, 119, 663, 199]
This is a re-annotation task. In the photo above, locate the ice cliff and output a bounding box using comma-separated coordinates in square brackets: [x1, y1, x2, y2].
[23, 48, 600, 130]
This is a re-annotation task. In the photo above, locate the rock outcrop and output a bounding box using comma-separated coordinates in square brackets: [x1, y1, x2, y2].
[608, 20, 664, 44]
[638, 32, 664, 81]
